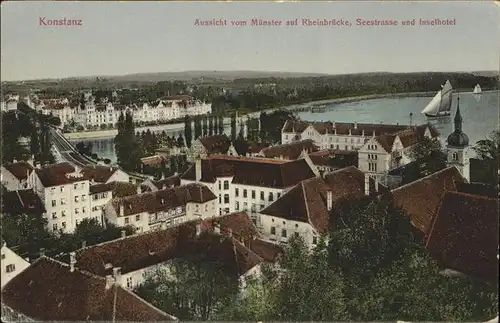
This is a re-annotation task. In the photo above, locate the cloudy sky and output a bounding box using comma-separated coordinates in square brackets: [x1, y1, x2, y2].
[1, 1, 499, 81]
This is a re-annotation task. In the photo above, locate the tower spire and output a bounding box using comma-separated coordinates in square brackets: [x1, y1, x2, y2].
[454, 95, 463, 133]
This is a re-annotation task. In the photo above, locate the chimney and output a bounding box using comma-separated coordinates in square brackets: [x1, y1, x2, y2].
[364, 173, 370, 196]
[82, 240, 86, 249]
[228, 228, 233, 238]
[119, 203, 124, 216]
[195, 158, 202, 182]
[214, 223, 221, 234]
[13, 158, 17, 163]
[113, 267, 122, 284]
[326, 190, 333, 211]
[354, 122, 358, 130]
[39, 248, 46, 258]
[196, 223, 201, 236]
[105, 275, 114, 290]
[136, 185, 141, 194]
[69, 252, 76, 272]
[162, 184, 167, 190]
[35, 162, 42, 169]
[121, 230, 126, 238]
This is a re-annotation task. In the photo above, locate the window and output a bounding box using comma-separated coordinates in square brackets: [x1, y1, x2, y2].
[219, 195, 222, 203]
[60, 187, 64, 192]
[270, 227, 276, 235]
[251, 190, 256, 199]
[51, 200, 56, 207]
[93, 194, 98, 201]
[125, 217, 129, 224]
[52, 212, 57, 219]
[281, 229, 287, 238]
[82, 207, 86, 213]
[260, 204, 265, 210]
[1, 254, 5, 260]
[223, 180, 229, 190]
[61, 198, 66, 205]
[6, 264, 15, 273]
[74, 184, 78, 189]
[269, 192, 274, 201]
[136, 215, 140, 221]
[50, 188, 55, 194]
[62, 222, 66, 229]
[235, 188, 239, 197]
[224, 207, 230, 214]
[243, 189, 247, 198]
[277, 193, 281, 199]
[260, 191, 265, 200]
[218, 181, 221, 190]
[243, 202, 248, 211]
[294, 232, 300, 237]
[368, 162, 377, 172]
[235, 201, 240, 211]
[52, 223, 58, 231]
[126, 277, 133, 288]
[82, 195, 86, 201]
[75, 208, 80, 214]
[74, 196, 79, 203]
[224, 194, 229, 204]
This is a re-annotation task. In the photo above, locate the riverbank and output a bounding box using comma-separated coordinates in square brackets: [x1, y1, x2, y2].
[63, 89, 496, 140]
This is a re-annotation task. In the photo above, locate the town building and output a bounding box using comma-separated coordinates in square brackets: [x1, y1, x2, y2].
[281, 120, 410, 150]
[300, 149, 358, 177]
[180, 155, 319, 221]
[357, 124, 439, 184]
[1, 161, 35, 191]
[80, 165, 130, 184]
[257, 139, 319, 160]
[190, 135, 238, 160]
[445, 97, 471, 182]
[142, 174, 181, 191]
[246, 141, 271, 157]
[425, 190, 498, 284]
[1, 257, 176, 321]
[391, 166, 465, 237]
[1, 189, 46, 218]
[103, 183, 217, 233]
[1, 242, 30, 289]
[258, 166, 386, 248]
[60, 215, 281, 291]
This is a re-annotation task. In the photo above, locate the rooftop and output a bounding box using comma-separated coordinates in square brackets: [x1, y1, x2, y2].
[2, 161, 34, 181]
[1, 257, 176, 321]
[1, 189, 45, 215]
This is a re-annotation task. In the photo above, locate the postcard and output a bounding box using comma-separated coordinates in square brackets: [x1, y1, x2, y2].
[1, 1, 499, 322]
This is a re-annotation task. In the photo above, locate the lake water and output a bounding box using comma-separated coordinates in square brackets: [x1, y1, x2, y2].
[69, 91, 499, 162]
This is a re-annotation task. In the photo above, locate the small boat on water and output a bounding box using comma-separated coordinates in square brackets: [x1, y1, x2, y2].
[473, 83, 482, 94]
[421, 80, 453, 118]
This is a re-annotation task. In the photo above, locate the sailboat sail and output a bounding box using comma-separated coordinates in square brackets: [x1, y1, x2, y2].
[473, 83, 482, 94]
[421, 80, 453, 116]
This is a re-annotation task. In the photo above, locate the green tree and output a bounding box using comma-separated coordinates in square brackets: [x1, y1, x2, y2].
[194, 117, 202, 140]
[217, 115, 224, 135]
[473, 130, 500, 160]
[114, 112, 142, 171]
[409, 136, 447, 174]
[208, 115, 214, 136]
[135, 257, 240, 321]
[184, 116, 193, 148]
[230, 114, 237, 141]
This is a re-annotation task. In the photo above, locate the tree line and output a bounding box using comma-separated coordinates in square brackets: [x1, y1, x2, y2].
[135, 196, 498, 322]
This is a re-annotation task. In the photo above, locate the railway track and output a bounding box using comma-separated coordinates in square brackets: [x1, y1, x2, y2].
[50, 129, 95, 168]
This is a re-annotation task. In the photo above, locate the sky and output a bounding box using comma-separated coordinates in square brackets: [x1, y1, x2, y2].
[1, 1, 499, 81]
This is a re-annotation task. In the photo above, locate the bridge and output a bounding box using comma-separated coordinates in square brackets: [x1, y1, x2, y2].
[50, 129, 150, 183]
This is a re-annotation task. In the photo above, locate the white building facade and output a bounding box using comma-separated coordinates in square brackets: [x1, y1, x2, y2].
[1, 243, 30, 289]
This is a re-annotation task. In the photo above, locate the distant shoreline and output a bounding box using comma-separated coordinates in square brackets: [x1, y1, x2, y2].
[63, 89, 497, 140]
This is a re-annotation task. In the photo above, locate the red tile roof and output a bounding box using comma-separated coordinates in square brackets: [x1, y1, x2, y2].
[1, 257, 175, 321]
[34, 163, 81, 187]
[153, 175, 181, 190]
[425, 191, 499, 283]
[80, 165, 120, 183]
[259, 139, 319, 160]
[71, 222, 262, 277]
[140, 155, 168, 166]
[3, 161, 34, 180]
[247, 141, 271, 154]
[181, 156, 316, 188]
[282, 120, 409, 136]
[261, 166, 381, 234]
[374, 124, 440, 152]
[391, 167, 466, 235]
[248, 238, 284, 263]
[1, 189, 45, 215]
[111, 183, 216, 217]
[201, 212, 259, 242]
[307, 149, 358, 168]
[198, 135, 232, 154]
[89, 181, 139, 197]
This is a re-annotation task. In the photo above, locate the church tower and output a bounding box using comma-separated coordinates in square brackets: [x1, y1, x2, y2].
[446, 96, 470, 181]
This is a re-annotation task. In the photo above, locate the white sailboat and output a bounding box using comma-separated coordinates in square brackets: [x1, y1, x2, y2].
[473, 83, 482, 94]
[421, 80, 453, 117]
